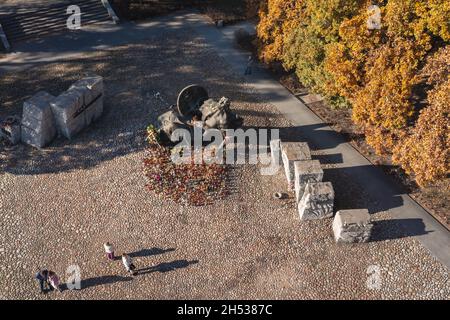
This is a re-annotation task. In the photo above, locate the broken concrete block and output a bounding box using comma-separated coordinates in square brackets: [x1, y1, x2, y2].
[332, 209, 373, 243]
[294, 159, 323, 202]
[21, 91, 56, 148]
[281, 142, 311, 190]
[298, 182, 334, 220]
[0, 116, 21, 145]
[270, 139, 281, 167]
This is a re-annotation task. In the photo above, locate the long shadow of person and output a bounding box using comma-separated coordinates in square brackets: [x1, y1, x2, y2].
[129, 247, 175, 258]
[136, 260, 199, 276]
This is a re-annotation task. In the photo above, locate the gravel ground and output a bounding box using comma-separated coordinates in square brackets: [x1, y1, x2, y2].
[0, 26, 449, 300]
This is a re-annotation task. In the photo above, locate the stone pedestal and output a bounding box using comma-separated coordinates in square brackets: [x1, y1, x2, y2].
[51, 75, 103, 139]
[270, 139, 281, 167]
[298, 182, 334, 220]
[294, 159, 323, 202]
[332, 209, 373, 243]
[21, 91, 56, 148]
[281, 142, 311, 190]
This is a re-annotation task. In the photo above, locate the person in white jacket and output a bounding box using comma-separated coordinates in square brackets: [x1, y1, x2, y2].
[122, 253, 137, 275]
[104, 242, 115, 261]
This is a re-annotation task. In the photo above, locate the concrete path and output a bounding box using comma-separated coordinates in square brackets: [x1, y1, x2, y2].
[1, 10, 449, 269]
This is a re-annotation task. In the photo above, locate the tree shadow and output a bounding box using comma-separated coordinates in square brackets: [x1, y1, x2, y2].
[370, 218, 432, 242]
[0, 29, 263, 176]
[137, 259, 199, 275]
[129, 247, 175, 258]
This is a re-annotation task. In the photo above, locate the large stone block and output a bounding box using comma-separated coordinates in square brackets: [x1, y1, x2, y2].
[294, 159, 323, 202]
[21, 91, 57, 148]
[51, 75, 104, 140]
[281, 142, 311, 190]
[270, 139, 281, 167]
[298, 182, 334, 220]
[58, 115, 86, 140]
[21, 126, 55, 148]
[22, 91, 55, 121]
[332, 209, 373, 243]
[83, 95, 103, 126]
[50, 89, 84, 123]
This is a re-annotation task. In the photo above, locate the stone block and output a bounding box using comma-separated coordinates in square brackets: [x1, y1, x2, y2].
[83, 95, 103, 126]
[294, 160, 323, 202]
[21, 126, 54, 148]
[50, 89, 84, 123]
[58, 115, 86, 140]
[298, 182, 334, 220]
[332, 209, 373, 243]
[21, 91, 57, 148]
[270, 139, 281, 167]
[51, 75, 104, 139]
[22, 91, 55, 121]
[281, 142, 311, 190]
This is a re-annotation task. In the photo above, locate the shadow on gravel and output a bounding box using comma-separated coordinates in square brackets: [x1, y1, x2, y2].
[370, 218, 431, 242]
[67, 275, 133, 290]
[0, 33, 258, 176]
[137, 259, 198, 275]
[129, 247, 175, 258]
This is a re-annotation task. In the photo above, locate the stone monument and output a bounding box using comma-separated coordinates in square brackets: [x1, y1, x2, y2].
[332, 209, 373, 243]
[157, 84, 243, 143]
[298, 182, 334, 220]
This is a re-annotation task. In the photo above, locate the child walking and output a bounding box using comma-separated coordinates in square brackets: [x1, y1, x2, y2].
[104, 242, 115, 261]
[122, 253, 137, 276]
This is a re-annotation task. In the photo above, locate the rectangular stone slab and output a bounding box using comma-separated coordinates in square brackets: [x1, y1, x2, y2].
[22, 91, 55, 121]
[332, 209, 373, 243]
[21, 126, 55, 148]
[281, 142, 311, 190]
[270, 139, 281, 167]
[50, 89, 85, 123]
[298, 182, 334, 220]
[294, 159, 323, 202]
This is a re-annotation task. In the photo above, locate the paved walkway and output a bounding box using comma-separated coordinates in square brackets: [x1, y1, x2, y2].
[1, 10, 449, 269]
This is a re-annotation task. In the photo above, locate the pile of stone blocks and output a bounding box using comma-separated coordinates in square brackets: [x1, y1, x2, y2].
[332, 209, 373, 243]
[15, 75, 104, 148]
[0, 116, 22, 145]
[21, 91, 57, 148]
[280, 142, 311, 190]
[273, 139, 336, 221]
[298, 181, 334, 220]
[51, 75, 103, 140]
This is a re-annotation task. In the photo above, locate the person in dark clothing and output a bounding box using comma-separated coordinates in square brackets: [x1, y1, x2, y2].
[35, 269, 49, 294]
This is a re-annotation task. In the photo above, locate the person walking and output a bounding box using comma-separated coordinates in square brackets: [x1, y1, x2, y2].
[122, 253, 137, 276]
[104, 242, 115, 261]
[35, 269, 49, 294]
[47, 271, 62, 292]
[244, 55, 253, 75]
